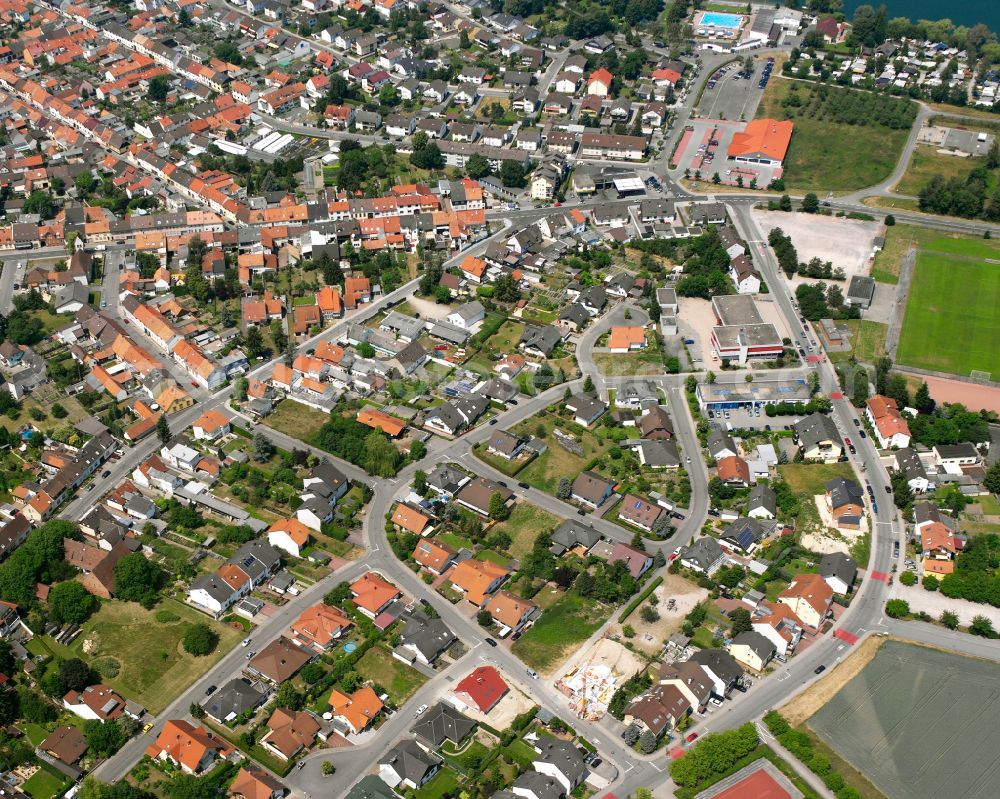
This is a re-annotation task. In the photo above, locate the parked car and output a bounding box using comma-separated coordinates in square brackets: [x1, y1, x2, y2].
[241, 638, 252, 647]
[414, 704, 428, 717]
[485, 638, 497, 647]
[205, 685, 217, 695]
[814, 665, 826, 675]
[686, 732, 699, 743]
[526, 669, 538, 679]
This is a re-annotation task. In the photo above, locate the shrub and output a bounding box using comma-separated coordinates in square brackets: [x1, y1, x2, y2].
[93, 657, 121, 679]
[898, 570, 916, 586]
[155, 610, 180, 623]
[182, 623, 218, 656]
[884, 599, 909, 618]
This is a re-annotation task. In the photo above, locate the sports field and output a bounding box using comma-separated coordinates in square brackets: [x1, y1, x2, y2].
[896, 242, 1000, 378]
[809, 641, 1000, 799]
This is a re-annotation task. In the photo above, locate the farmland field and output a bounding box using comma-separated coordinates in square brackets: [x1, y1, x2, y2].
[810, 641, 1000, 799]
[896, 250, 1000, 378]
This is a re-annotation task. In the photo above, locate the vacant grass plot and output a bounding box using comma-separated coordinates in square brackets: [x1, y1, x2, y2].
[869, 224, 1000, 284]
[265, 399, 332, 441]
[355, 645, 427, 704]
[512, 413, 613, 494]
[894, 146, 984, 196]
[896, 251, 1000, 378]
[54, 599, 240, 714]
[809, 641, 1000, 799]
[777, 462, 856, 497]
[487, 503, 562, 559]
[843, 320, 888, 364]
[756, 79, 913, 193]
[511, 593, 608, 674]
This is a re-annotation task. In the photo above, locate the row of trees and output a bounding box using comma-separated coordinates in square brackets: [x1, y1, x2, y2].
[918, 161, 1000, 221]
[780, 83, 917, 130]
[795, 282, 860, 322]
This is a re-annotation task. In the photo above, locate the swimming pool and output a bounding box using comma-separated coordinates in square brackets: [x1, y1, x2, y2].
[697, 11, 743, 29]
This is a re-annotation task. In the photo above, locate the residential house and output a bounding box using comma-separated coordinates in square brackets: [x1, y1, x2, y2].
[819, 552, 857, 594]
[747, 485, 776, 519]
[202, 679, 267, 724]
[145, 720, 233, 774]
[379, 740, 442, 791]
[62, 684, 125, 722]
[571, 470, 616, 508]
[565, 394, 608, 427]
[290, 603, 353, 652]
[266, 518, 312, 558]
[624, 683, 690, 738]
[717, 455, 750, 486]
[260, 709, 320, 761]
[248, 637, 312, 684]
[778, 573, 833, 629]
[728, 631, 775, 672]
[411, 703, 475, 750]
[327, 687, 383, 735]
[454, 477, 513, 517]
[793, 413, 843, 462]
[484, 590, 537, 637]
[617, 495, 663, 533]
[826, 477, 865, 529]
[350, 573, 401, 619]
[533, 737, 586, 793]
[680, 537, 724, 575]
[866, 395, 911, 449]
[396, 611, 456, 665]
[453, 665, 508, 714]
[412, 539, 456, 575]
[449, 559, 510, 606]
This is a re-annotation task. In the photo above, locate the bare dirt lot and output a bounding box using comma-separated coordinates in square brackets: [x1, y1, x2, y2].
[751, 210, 882, 277]
[920, 373, 1000, 414]
[611, 573, 709, 655]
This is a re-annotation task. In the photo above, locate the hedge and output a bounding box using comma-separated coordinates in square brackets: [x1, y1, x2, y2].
[763, 711, 864, 799]
[618, 575, 664, 622]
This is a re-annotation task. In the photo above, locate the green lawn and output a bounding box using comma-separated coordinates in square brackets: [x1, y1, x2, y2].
[437, 532, 475, 551]
[777, 462, 856, 497]
[511, 593, 609, 674]
[502, 738, 538, 768]
[488, 503, 562, 559]
[843, 320, 887, 364]
[472, 443, 531, 477]
[413, 768, 461, 799]
[756, 78, 911, 193]
[22, 765, 70, 799]
[19, 723, 50, 747]
[894, 146, 984, 196]
[475, 549, 511, 566]
[355, 645, 427, 705]
[869, 224, 1000, 284]
[592, 350, 665, 377]
[513, 414, 613, 495]
[265, 399, 333, 442]
[47, 598, 241, 714]
[896, 251, 1000, 378]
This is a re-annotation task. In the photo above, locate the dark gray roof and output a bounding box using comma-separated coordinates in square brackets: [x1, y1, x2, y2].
[411, 703, 476, 748]
[634, 439, 680, 468]
[345, 776, 396, 799]
[731, 630, 775, 660]
[747, 484, 776, 514]
[720, 517, 764, 552]
[533, 737, 585, 785]
[826, 477, 863, 509]
[707, 429, 737, 458]
[895, 447, 927, 482]
[819, 552, 857, 588]
[847, 274, 876, 301]
[202, 678, 266, 722]
[688, 648, 743, 686]
[379, 739, 441, 785]
[681, 537, 724, 571]
[519, 324, 561, 356]
[511, 771, 565, 799]
[550, 520, 601, 555]
[398, 611, 456, 662]
[794, 413, 840, 450]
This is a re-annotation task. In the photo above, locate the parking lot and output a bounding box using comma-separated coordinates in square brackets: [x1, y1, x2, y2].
[696, 59, 769, 122]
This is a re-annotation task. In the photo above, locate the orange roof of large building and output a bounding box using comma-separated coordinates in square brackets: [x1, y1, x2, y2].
[357, 409, 405, 437]
[485, 590, 536, 629]
[728, 118, 793, 162]
[608, 326, 647, 349]
[267, 518, 313, 547]
[327, 686, 383, 732]
[412, 538, 456, 571]
[349, 572, 400, 614]
[146, 720, 232, 771]
[449, 559, 510, 606]
[779, 573, 833, 617]
[920, 520, 956, 553]
[393, 504, 432, 535]
[291, 603, 353, 648]
[866, 395, 911, 441]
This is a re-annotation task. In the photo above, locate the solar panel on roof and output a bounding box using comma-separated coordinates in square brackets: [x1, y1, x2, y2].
[737, 529, 754, 550]
[634, 500, 642, 509]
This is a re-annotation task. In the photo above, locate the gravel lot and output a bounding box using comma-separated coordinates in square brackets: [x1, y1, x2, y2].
[751, 210, 882, 276]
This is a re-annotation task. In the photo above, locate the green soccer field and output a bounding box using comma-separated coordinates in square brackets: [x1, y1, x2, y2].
[896, 251, 1000, 378]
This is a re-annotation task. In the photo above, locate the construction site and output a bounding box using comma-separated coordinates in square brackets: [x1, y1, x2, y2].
[555, 638, 647, 720]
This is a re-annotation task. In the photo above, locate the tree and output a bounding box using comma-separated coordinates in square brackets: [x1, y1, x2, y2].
[583, 375, 594, 393]
[852, 366, 870, 408]
[499, 160, 526, 188]
[885, 598, 909, 618]
[48, 581, 98, 625]
[361, 431, 401, 477]
[640, 605, 660, 624]
[779, 194, 793, 212]
[984, 461, 1000, 495]
[899, 570, 916, 586]
[276, 681, 303, 710]
[252, 432, 275, 462]
[23, 191, 56, 219]
[885, 214, 896, 226]
[465, 153, 492, 179]
[59, 658, 96, 692]
[623, 723, 642, 746]
[84, 718, 128, 757]
[476, 609, 492, 627]
[922, 574, 939, 591]
[729, 607, 753, 635]
[414, 469, 428, 495]
[940, 610, 959, 629]
[914, 381, 934, 414]
[970, 614, 996, 638]
[557, 477, 571, 499]
[638, 729, 657, 753]
[113, 553, 166, 608]
[148, 74, 170, 103]
[156, 414, 171, 445]
[801, 193, 820, 213]
[321, 761, 336, 776]
[488, 491, 510, 520]
[183, 623, 218, 656]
